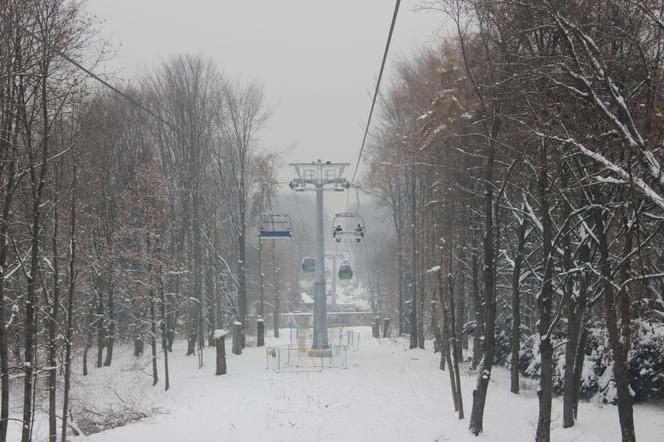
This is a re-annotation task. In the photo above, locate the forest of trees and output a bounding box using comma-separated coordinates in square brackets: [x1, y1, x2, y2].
[2, 0, 664, 441]
[365, 1, 664, 442]
[0, 1, 313, 441]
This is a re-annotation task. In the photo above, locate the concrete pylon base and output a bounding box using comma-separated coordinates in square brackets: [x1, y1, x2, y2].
[308, 348, 333, 358]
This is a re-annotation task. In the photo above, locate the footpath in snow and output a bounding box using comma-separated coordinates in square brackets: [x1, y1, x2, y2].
[59, 327, 662, 442]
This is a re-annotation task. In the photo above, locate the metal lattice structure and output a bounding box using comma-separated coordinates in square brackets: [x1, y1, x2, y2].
[266, 327, 351, 372]
[265, 344, 348, 372]
[289, 160, 350, 193]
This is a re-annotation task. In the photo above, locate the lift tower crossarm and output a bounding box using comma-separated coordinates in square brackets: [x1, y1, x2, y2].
[289, 160, 350, 192]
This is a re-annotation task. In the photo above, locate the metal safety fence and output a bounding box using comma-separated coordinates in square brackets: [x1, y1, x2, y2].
[287, 327, 360, 352]
[265, 344, 348, 372]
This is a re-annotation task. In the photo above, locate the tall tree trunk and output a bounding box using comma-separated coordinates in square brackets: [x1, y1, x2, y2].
[468, 131, 496, 436]
[193, 190, 204, 352]
[572, 318, 589, 420]
[214, 226, 224, 336]
[446, 194, 463, 418]
[103, 265, 114, 366]
[438, 271, 458, 410]
[0, 107, 17, 442]
[20, 150, 38, 442]
[21, 55, 51, 442]
[0, 239, 9, 442]
[394, 212, 404, 336]
[596, 208, 635, 442]
[448, 270, 464, 419]
[150, 289, 158, 386]
[409, 168, 418, 349]
[168, 215, 183, 352]
[471, 253, 482, 369]
[456, 248, 467, 351]
[431, 300, 442, 357]
[563, 241, 589, 427]
[160, 281, 170, 391]
[536, 141, 554, 442]
[145, 234, 160, 387]
[510, 219, 527, 394]
[168, 289, 177, 352]
[95, 277, 105, 368]
[82, 299, 95, 376]
[48, 177, 61, 442]
[238, 175, 247, 348]
[61, 156, 77, 442]
[185, 234, 197, 356]
[205, 248, 216, 346]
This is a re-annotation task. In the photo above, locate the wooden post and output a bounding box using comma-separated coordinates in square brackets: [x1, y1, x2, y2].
[214, 329, 228, 375]
[374, 316, 381, 338]
[257, 317, 265, 347]
[232, 321, 242, 355]
[383, 318, 391, 338]
[133, 336, 144, 357]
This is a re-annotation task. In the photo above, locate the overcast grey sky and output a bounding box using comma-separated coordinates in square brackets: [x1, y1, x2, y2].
[86, 0, 448, 213]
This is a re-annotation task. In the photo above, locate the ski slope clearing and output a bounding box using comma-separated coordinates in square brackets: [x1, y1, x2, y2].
[62, 327, 661, 442]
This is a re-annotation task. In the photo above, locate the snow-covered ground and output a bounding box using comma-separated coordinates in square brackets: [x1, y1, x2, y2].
[15, 326, 663, 441]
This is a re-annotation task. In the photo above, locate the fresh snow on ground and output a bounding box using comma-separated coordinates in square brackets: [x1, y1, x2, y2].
[18, 326, 662, 442]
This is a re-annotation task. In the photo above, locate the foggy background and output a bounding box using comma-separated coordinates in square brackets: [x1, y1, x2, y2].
[86, 0, 448, 218]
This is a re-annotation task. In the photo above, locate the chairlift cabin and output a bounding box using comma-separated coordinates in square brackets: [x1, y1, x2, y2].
[331, 212, 366, 243]
[258, 213, 293, 239]
[301, 257, 316, 273]
[338, 263, 353, 280]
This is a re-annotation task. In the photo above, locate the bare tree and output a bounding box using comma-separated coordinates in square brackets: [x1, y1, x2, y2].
[217, 81, 270, 344]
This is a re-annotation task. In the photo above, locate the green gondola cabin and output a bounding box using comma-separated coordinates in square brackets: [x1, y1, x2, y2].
[338, 263, 353, 280]
[302, 257, 315, 273]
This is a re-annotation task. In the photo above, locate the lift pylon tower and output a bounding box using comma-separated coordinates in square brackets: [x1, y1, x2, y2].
[290, 160, 349, 352]
[325, 251, 346, 308]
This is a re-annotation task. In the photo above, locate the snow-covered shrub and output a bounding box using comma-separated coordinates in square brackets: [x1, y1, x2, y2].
[487, 316, 664, 403]
[516, 327, 616, 402]
[493, 317, 512, 366]
[580, 323, 664, 404]
[517, 333, 565, 394]
[77, 405, 150, 435]
[578, 328, 609, 400]
[518, 333, 538, 375]
[628, 325, 664, 402]
[518, 323, 664, 404]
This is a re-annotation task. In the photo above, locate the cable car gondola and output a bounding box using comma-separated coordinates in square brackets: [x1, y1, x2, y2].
[338, 262, 353, 280]
[258, 213, 293, 238]
[331, 212, 366, 243]
[301, 257, 315, 273]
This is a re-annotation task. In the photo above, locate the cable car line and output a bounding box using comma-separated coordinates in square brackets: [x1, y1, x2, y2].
[349, 0, 402, 184]
[4, 3, 399, 184]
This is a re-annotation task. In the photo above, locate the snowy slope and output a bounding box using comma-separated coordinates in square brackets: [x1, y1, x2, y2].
[56, 327, 662, 442]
